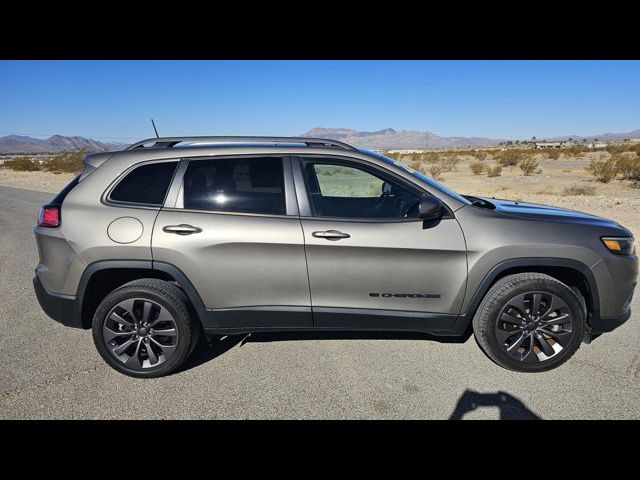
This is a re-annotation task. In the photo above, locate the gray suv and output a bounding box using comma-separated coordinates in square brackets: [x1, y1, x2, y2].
[33, 136, 638, 377]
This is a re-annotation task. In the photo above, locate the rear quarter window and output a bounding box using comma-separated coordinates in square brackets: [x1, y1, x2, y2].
[109, 161, 178, 206]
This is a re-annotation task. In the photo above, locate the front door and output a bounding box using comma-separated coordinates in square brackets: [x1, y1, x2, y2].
[294, 156, 467, 331]
[152, 155, 312, 331]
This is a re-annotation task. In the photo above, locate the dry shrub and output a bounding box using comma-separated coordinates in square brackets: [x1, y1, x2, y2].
[563, 184, 596, 196]
[43, 151, 85, 173]
[441, 155, 460, 172]
[2, 157, 41, 171]
[423, 152, 442, 164]
[473, 150, 488, 161]
[520, 157, 540, 175]
[587, 156, 618, 183]
[407, 160, 422, 171]
[615, 153, 640, 181]
[495, 150, 523, 167]
[470, 161, 486, 175]
[428, 164, 445, 181]
[606, 144, 628, 155]
[546, 150, 561, 160]
[487, 165, 502, 177]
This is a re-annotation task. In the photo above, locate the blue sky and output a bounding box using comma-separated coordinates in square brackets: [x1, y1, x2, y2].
[1, 60, 638, 143]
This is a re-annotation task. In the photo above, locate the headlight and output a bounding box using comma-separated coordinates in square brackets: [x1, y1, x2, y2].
[602, 237, 635, 255]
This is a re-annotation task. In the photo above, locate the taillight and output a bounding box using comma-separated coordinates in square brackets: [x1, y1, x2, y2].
[38, 205, 60, 227]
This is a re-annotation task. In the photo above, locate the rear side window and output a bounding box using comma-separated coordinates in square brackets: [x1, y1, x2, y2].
[109, 161, 178, 206]
[183, 157, 285, 215]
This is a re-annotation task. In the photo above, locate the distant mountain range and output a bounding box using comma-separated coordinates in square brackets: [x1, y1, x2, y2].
[303, 128, 504, 149]
[0, 135, 124, 154]
[302, 128, 640, 149]
[1, 128, 639, 154]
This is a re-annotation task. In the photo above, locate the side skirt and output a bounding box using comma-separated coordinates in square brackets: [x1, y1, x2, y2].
[202, 306, 463, 336]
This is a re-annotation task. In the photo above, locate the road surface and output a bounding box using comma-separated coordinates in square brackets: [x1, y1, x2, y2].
[1, 185, 638, 419]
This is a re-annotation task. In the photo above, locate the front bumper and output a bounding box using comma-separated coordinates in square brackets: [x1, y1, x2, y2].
[33, 275, 83, 328]
[592, 309, 632, 333]
[589, 252, 637, 334]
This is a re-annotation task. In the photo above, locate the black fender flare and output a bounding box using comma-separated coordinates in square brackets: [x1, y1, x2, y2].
[456, 257, 600, 330]
[75, 259, 208, 327]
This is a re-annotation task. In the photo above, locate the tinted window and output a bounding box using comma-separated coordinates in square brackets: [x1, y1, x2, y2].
[183, 157, 285, 215]
[110, 161, 178, 205]
[303, 159, 421, 219]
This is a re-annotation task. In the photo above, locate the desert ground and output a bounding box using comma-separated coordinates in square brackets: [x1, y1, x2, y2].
[0, 170, 75, 194]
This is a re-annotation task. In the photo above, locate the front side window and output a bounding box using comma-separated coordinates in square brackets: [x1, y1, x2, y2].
[109, 161, 178, 205]
[302, 159, 421, 219]
[182, 157, 285, 215]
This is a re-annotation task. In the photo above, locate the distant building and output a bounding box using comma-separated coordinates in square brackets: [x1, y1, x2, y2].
[385, 149, 428, 154]
[527, 141, 567, 149]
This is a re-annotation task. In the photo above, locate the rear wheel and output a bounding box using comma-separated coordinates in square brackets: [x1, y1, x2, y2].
[472, 273, 585, 372]
[92, 279, 197, 378]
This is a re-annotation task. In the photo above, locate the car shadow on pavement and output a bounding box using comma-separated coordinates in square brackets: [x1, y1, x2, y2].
[449, 389, 541, 420]
[240, 329, 473, 345]
[175, 334, 246, 373]
[176, 329, 473, 373]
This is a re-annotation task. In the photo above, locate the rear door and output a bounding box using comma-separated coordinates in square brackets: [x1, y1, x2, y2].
[152, 155, 312, 331]
[294, 155, 467, 331]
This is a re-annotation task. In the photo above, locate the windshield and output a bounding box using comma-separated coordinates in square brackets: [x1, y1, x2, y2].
[370, 151, 472, 205]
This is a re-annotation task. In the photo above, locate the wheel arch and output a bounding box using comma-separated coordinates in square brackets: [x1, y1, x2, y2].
[76, 260, 207, 329]
[456, 257, 599, 331]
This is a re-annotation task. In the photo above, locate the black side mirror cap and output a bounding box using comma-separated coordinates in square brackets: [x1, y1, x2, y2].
[418, 195, 445, 220]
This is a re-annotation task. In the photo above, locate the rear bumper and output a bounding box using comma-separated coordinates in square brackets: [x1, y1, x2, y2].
[33, 275, 83, 328]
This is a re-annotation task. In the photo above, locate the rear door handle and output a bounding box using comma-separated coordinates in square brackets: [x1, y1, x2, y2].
[312, 230, 351, 240]
[162, 224, 203, 235]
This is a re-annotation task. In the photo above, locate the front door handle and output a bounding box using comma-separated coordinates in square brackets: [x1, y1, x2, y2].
[312, 230, 351, 240]
[163, 224, 203, 235]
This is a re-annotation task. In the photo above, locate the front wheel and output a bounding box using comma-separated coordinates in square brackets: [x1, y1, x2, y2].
[92, 279, 197, 378]
[473, 273, 585, 373]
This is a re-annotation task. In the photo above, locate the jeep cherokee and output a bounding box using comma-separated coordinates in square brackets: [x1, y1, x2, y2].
[33, 136, 638, 377]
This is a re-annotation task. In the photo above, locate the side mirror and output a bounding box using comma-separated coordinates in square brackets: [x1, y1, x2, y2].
[418, 195, 445, 220]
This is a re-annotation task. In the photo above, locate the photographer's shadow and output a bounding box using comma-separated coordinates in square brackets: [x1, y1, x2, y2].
[449, 389, 541, 420]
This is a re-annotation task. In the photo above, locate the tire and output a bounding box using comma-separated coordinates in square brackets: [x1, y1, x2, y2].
[472, 273, 585, 373]
[92, 278, 198, 378]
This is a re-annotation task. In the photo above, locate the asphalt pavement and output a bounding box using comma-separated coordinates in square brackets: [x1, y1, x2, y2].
[1, 185, 639, 419]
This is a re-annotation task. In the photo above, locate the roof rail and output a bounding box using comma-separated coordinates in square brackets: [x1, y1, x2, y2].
[125, 136, 357, 151]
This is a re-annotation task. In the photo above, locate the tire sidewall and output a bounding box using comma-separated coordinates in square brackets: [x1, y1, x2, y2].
[481, 277, 585, 372]
[92, 286, 192, 378]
